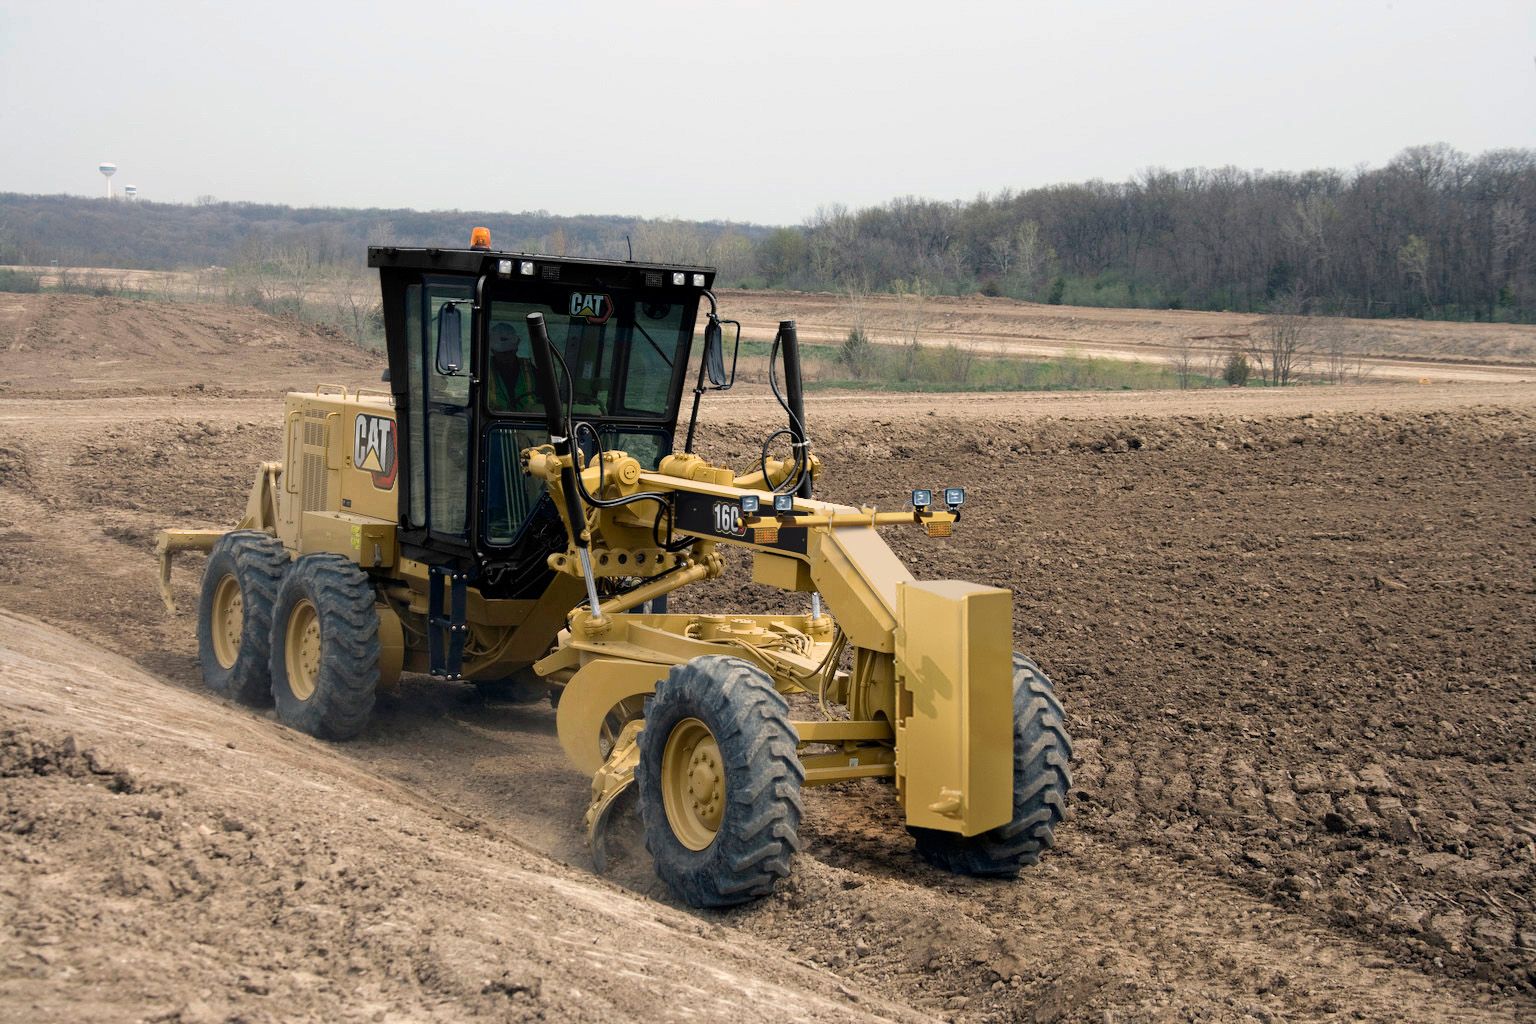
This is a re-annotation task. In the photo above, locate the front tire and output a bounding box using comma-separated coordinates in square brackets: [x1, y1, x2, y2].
[636, 656, 804, 908]
[268, 554, 379, 740]
[909, 653, 1073, 875]
[195, 531, 288, 706]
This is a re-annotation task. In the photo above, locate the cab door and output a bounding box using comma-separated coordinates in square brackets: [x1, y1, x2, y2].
[415, 276, 475, 546]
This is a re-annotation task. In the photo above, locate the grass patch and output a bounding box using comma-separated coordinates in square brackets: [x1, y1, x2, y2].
[0, 268, 42, 293]
[738, 335, 1206, 392]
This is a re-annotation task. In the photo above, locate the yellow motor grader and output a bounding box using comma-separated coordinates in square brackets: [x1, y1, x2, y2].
[157, 232, 1072, 906]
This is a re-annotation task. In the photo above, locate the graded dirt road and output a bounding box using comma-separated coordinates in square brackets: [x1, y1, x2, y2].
[2, 293, 1534, 1022]
[719, 289, 1536, 385]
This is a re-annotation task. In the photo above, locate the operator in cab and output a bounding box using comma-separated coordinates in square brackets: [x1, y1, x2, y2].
[488, 320, 538, 412]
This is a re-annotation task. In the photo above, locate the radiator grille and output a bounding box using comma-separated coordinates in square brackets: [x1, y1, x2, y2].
[302, 452, 327, 511]
[300, 409, 330, 512]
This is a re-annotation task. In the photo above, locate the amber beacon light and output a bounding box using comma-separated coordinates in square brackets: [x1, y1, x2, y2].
[469, 226, 492, 250]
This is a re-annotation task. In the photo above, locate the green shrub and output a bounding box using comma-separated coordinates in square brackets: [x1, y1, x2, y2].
[838, 326, 874, 378]
[1223, 351, 1251, 386]
[0, 269, 42, 293]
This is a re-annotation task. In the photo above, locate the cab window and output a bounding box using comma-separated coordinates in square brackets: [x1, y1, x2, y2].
[485, 293, 687, 419]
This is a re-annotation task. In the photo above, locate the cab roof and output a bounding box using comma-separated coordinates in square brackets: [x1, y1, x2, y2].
[367, 246, 716, 290]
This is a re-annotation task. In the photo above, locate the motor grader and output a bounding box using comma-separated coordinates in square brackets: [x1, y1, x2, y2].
[157, 231, 1073, 907]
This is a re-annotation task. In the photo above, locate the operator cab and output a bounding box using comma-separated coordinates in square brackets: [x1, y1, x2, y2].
[369, 239, 718, 597]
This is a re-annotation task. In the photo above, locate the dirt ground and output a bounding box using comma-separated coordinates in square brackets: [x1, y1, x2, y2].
[2, 292, 1535, 1022]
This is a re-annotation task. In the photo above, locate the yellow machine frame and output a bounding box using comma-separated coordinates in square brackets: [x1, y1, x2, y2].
[159, 385, 1015, 839]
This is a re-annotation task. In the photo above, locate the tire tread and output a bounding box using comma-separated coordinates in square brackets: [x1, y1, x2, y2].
[909, 652, 1073, 876]
[636, 655, 803, 908]
[195, 531, 289, 706]
[268, 554, 379, 740]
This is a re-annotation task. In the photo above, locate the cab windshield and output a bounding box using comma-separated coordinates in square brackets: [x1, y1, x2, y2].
[486, 292, 690, 420]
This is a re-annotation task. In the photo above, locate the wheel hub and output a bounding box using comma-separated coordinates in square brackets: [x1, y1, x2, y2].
[211, 573, 244, 669]
[284, 598, 321, 701]
[662, 717, 726, 850]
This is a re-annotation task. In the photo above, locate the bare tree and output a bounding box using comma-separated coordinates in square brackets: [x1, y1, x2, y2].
[632, 220, 707, 265]
[895, 278, 931, 380]
[1203, 342, 1229, 387]
[1316, 329, 1374, 384]
[331, 266, 382, 346]
[276, 243, 321, 315]
[837, 282, 876, 379]
[706, 230, 755, 285]
[1397, 235, 1431, 313]
[1252, 290, 1309, 386]
[1171, 336, 1197, 389]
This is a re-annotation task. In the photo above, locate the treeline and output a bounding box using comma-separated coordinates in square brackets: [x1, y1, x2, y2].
[772, 144, 1536, 322]
[3, 143, 1533, 322]
[0, 193, 766, 281]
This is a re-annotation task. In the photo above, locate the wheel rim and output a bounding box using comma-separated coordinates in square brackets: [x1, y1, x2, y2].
[284, 598, 322, 701]
[661, 717, 726, 851]
[210, 573, 244, 669]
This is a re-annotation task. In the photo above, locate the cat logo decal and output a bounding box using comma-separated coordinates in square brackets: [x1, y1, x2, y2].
[353, 413, 398, 489]
[568, 292, 613, 324]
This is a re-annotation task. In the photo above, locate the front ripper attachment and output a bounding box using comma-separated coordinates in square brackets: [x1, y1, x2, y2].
[154, 529, 226, 613]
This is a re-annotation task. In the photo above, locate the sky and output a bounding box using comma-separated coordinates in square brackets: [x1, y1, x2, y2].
[1, 0, 1532, 225]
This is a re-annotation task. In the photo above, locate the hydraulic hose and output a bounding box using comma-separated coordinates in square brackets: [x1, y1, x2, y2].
[777, 320, 813, 500]
[526, 313, 588, 550]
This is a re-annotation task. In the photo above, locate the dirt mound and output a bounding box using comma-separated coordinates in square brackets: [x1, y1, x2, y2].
[0, 293, 382, 398]
[0, 610, 923, 1023]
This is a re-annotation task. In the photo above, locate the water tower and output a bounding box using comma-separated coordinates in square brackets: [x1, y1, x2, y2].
[124, 185, 138, 200]
[99, 161, 117, 199]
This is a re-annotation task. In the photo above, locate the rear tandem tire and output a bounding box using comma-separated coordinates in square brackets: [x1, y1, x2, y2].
[908, 653, 1073, 876]
[636, 656, 804, 908]
[195, 530, 289, 706]
[267, 553, 380, 741]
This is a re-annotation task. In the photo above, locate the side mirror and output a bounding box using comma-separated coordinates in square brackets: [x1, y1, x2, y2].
[703, 319, 727, 386]
[380, 367, 391, 383]
[436, 303, 464, 374]
[703, 316, 740, 389]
